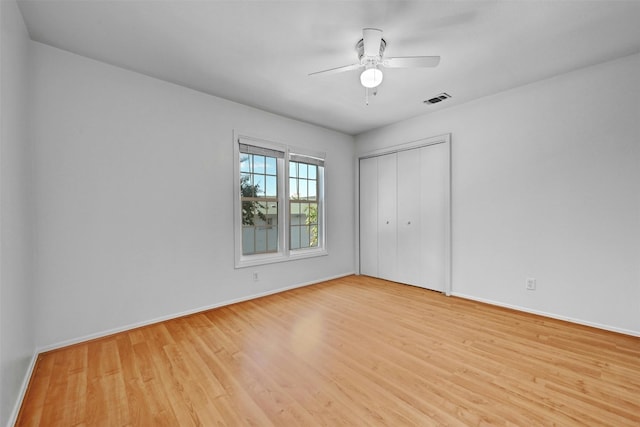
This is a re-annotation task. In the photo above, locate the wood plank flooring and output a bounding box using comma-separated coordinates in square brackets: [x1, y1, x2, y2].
[17, 275, 640, 426]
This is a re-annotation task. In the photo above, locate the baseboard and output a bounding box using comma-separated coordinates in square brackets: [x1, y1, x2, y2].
[451, 292, 640, 337]
[6, 351, 38, 427]
[37, 272, 355, 354]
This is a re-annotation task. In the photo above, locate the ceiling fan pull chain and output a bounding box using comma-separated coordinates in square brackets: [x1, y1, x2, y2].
[365, 87, 369, 105]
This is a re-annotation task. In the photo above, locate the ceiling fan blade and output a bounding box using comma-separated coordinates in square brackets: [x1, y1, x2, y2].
[362, 28, 383, 57]
[308, 63, 361, 76]
[382, 56, 441, 68]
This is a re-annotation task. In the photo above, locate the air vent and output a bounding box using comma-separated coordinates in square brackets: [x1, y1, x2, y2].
[424, 93, 451, 105]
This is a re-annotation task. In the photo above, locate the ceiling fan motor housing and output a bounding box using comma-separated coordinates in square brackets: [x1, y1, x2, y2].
[356, 38, 386, 63]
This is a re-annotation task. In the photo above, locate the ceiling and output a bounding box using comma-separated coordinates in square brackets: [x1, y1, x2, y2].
[16, 0, 640, 135]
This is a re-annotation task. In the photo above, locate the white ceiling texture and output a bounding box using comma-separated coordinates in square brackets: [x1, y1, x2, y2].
[16, 0, 640, 135]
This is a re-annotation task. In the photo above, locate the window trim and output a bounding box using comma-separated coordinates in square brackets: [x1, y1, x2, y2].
[233, 132, 327, 268]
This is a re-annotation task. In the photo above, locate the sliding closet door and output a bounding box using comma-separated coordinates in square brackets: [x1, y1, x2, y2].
[377, 153, 397, 281]
[359, 156, 378, 277]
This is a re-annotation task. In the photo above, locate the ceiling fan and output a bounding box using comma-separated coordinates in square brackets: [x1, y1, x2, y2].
[309, 28, 440, 90]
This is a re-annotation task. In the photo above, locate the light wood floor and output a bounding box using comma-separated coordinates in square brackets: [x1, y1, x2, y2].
[17, 275, 640, 426]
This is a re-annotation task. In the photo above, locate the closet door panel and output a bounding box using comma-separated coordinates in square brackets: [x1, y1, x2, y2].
[396, 149, 422, 285]
[377, 153, 397, 281]
[359, 157, 378, 277]
[420, 143, 448, 292]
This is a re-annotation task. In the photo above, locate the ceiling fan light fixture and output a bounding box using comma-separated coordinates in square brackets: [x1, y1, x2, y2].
[360, 65, 383, 88]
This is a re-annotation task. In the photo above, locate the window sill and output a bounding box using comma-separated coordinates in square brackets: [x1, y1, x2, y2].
[235, 248, 328, 269]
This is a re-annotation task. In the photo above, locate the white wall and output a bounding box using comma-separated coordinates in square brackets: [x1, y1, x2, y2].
[356, 53, 640, 335]
[31, 42, 355, 350]
[0, 0, 36, 425]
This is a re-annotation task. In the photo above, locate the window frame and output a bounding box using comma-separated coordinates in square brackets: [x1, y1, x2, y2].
[233, 132, 327, 268]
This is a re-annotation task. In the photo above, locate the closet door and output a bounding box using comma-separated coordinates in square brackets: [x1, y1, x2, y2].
[359, 157, 378, 277]
[358, 137, 450, 294]
[419, 143, 449, 292]
[396, 149, 422, 285]
[376, 153, 397, 281]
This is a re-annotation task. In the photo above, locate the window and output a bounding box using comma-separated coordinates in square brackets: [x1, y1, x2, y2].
[289, 158, 319, 250]
[240, 146, 281, 255]
[234, 134, 326, 267]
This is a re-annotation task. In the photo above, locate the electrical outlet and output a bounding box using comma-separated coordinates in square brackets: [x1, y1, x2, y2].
[253, 272, 259, 282]
[526, 278, 536, 290]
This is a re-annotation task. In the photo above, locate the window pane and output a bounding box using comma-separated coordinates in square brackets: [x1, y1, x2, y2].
[240, 153, 251, 173]
[254, 175, 265, 196]
[253, 155, 265, 173]
[265, 202, 277, 225]
[310, 224, 318, 247]
[291, 202, 302, 225]
[241, 200, 260, 225]
[301, 203, 309, 223]
[267, 226, 278, 251]
[242, 227, 255, 255]
[307, 203, 318, 225]
[255, 227, 267, 253]
[266, 156, 277, 175]
[240, 173, 252, 196]
[308, 181, 317, 200]
[299, 179, 308, 199]
[290, 225, 300, 250]
[289, 178, 298, 199]
[289, 162, 297, 178]
[256, 202, 278, 252]
[266, 176, 277, 197]
[255, 202, 267, 224]
[299, 163, 308, 179]
[308, 165, 317, 179]
[301, 225, 310, 247]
